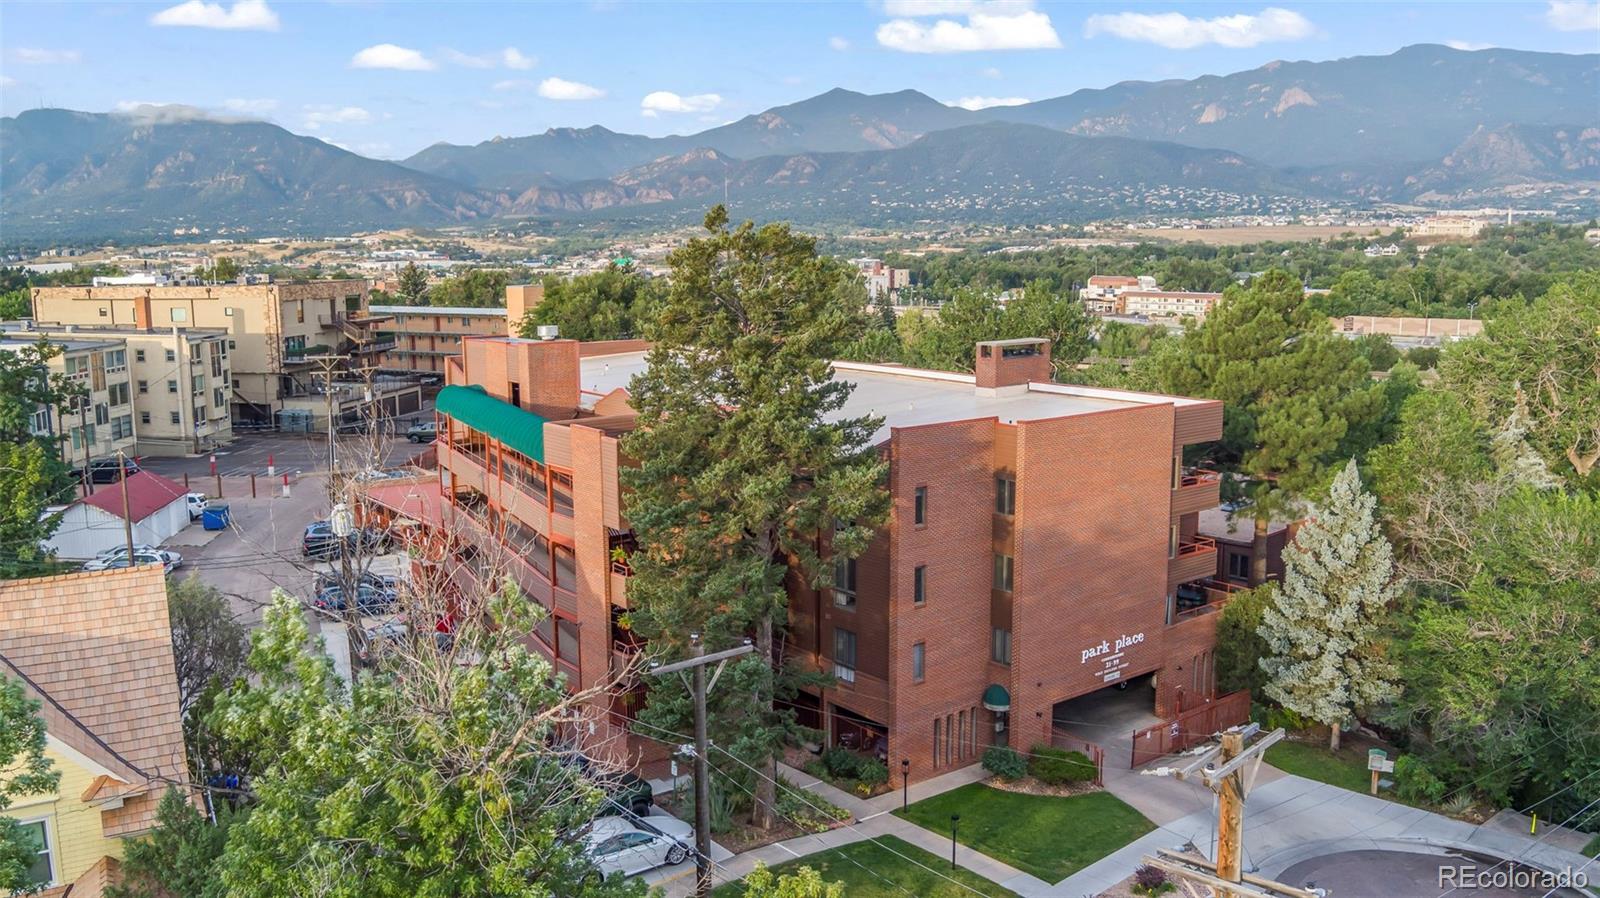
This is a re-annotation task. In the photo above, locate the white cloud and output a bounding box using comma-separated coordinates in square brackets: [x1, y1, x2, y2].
[640, 91, 724, 117]
[350, 44, 436, 71]
[1084, 7, 1314, 49]
[10, 48, 82, 64]
[302, 105, 374, 130]
[223, 97, 279, 116]
[492, 79, 538, 92]
[1445, 39, 1493, 50]
[538, 76, 605, 100]
[877, 2, 1061, 53]
[502, 47, 536, 69]
[981, 66, 1003, 78]
[948, 95, 1029, 110]
[1544, 0, 1599, 31]
[442, 48, 496, 68]
[150, 0, 279, 30]
[829, 36, 851, 51]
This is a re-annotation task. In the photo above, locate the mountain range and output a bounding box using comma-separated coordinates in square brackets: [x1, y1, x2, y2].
[3, 44, 1596, 241]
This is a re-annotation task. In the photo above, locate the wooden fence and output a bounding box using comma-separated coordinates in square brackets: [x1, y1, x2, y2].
[1130, 689, 1251, 768]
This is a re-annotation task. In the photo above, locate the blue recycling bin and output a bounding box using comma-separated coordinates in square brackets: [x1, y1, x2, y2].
[202, 503, 231, 531]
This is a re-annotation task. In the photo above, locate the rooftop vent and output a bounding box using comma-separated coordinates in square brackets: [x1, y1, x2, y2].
[535, 325, 560, 341]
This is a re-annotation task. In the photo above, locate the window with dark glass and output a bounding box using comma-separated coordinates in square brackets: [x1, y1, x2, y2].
[557, 618, 581, 663]
[551, 470, 574, 517]
[995, 475, 1016, 515]
[832, 627, 857, 682]
[992, 553, 1013, 592]
[991, 628, 1012, 665]
[911, 642, 925, 682]
[913, 565, 926, 605]
[553, 542, 577, 589]
[913, 486, 927, 525]
[833, 520, 857, 608]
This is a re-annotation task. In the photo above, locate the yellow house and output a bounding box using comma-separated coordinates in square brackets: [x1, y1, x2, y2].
[1, 566, 191, 897]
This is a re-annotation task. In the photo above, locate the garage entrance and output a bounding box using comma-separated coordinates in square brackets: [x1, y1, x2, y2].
[1051, 673, 1163, 770]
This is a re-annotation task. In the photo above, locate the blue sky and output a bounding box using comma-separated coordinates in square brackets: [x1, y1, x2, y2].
[2, 1, 1596, 159]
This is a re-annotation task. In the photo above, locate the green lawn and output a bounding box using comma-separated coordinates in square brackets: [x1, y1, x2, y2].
[1265, 740, 1376, 793]
[892, 784, 1154, 884]
[709, 834, 1017, 898]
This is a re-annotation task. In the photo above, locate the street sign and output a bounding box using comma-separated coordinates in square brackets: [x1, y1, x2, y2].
[1367, 749, 1395, 772]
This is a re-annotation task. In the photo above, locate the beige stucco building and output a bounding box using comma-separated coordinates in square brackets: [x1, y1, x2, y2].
[1, 332, 137, 467]
[371, 305, 509, 374]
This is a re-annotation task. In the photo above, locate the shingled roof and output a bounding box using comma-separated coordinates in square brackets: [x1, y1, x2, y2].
[0, 566, 189, 837]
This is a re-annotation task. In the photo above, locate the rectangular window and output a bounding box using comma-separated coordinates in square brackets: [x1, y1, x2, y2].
[913, 565, 926, 605]
[991, 628, 1012, 665]
[167, 379, 178, 394]
[550, 470, 574, 517]
[165, 349, 176, 362]
[70, 425, 93, 450]
[932, 718, 941, 766]
[832, 525, 857, 609]
[95, 403, 109, 426]
[170, 307, 187, 322]
[913, 485, 927, 525]
[1227, 552, 1250, 581]
[192, 373, 205, 392]
[995, 475, 1016, 515]
[108, 382, 130, 406]
[832, 628, 857, 682]
[228, 340, 236, 350]
[1169, 523, 1180, 559]
[911, 642, 925, 682]
[556, 618, 580, 664]
[140, 412, 151, 425]
[992, 553, 1013, 592]
[137, 380, 148, 394]
[214, 388, 226, 408]
[296, 302, 304, 323]
[553, 543, 577, 590]
[17, 820, 51, 888]
[170, 411, 181, 425]
[106, 349, 126, 369]
[112, 415, 133, 440]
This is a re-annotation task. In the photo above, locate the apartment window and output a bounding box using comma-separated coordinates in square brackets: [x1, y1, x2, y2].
[137, 380, 148, 394]
[296, 301, 304, 323]
[832, 521, 856, 608]
[932, 718, 941, 766]
[832, 628, 857, 683]
[553, 542, 577, 590]
[167, 379, 178, 394]
[1169, 523, 1180, 559]
[192, 373, 205, 392]
[70, 426, 93, 450]
[106, 349, 126, 369]
[171, 307, 188, 323]
[913, 485, 927, 526]
[165, 349, 176, 363]
[509, 382, 522, 408]
[913, 565, 926, 605]
[98, 307, 108, 317]
[556, 618, 581, 665]
[1227, 553, 1250, 581]
[16, 820, 52, 888]
[214, 388, 226, 408]
[992, 553, 1013, 592]
[995, 475, 1016, 515]
[140, 412, 151, 425]
[63, 356, 85, 376]
[991, 628, 1012, 665]
[550, 470, 574, 517]
[94, 403, 109, 426]
[228, 340, 236, 350]
[232, 378, 240, 388]
[170, 411, 181, 425]
[911, 642, 925, 682]
[108, 382, 130, 406]
[112, 415, 133, 440]
[224, 307, 234, 317]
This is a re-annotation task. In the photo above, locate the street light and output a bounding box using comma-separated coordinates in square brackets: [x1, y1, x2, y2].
[950, 814, 960, 869]
[901, 759, 910, 811]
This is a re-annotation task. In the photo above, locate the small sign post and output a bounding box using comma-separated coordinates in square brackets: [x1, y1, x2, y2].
[1368, 748, 1395, 795]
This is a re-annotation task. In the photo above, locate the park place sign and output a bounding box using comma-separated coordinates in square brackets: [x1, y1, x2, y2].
[1081, 632, 1146, 684]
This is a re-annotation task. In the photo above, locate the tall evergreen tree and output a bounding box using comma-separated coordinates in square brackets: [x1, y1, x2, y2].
[1491, 387, 1562, 490]
[1259, 460, 1401, 750]
[621, 206, 890, 829]
[396, 262, 430, 305]
[1153, 270, 1388, 584]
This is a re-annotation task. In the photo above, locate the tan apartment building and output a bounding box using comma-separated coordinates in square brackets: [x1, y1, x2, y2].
[4, 322, 234, 456]
[371, 305, 509, 374]
[1, 333, 136, 469]
[30, 281, 420, 430]
[1120, 290, 1224, 322]
[362, 334, 1239, 782]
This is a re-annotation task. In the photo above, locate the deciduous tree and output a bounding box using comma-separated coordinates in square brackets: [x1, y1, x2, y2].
[1, 676, 59, 894]
[519, 269, 658, 341]
[621, 206, 890, 829]
[739, 864, 844, 898]
[1259, 460, 1400, 750]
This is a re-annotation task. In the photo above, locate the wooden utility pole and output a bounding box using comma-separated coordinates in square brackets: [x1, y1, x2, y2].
[116, 449, 135, 561]
[1141, 725, 1300, 898]
[648, 635, 755, 898]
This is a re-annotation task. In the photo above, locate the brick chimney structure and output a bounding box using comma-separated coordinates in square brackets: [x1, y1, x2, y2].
[975, 338, 1051, 394]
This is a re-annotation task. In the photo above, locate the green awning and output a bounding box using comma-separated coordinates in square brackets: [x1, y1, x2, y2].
[982, 684, 1010, 712]
[436, 384, 547, 463]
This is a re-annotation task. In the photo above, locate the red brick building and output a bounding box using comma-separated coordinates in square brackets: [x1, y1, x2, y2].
[375, 334, 1231, 781]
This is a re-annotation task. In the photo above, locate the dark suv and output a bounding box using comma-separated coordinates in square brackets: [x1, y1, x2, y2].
[302, 521, 389, 559]
[568, 755, 654, 817]
[83, 457, 141, 484]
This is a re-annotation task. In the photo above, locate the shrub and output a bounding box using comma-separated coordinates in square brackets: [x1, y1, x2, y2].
[1132, 864, 1171, 896]
[982, 745, 1027, 781]
[1028, 744, 1096, 785]
[819, 747, 862, 781]
[802, 759, 829, 781]
[856, 760, 889, 788]
[1394, 755, 1447, 804]
[776, 776, 851, 833]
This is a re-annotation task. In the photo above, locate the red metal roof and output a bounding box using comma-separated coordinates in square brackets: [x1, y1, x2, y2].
[80, 470, 188, 522]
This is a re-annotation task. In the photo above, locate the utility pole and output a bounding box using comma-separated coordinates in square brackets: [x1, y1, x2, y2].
[648, 635, 755, 898]
[79, 401, 94, 496]
[116, 449, 135, 561]
[1139, 725, 1324, 898]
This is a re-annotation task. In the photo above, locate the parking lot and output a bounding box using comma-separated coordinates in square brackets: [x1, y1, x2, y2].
[138, 431, 428, 479]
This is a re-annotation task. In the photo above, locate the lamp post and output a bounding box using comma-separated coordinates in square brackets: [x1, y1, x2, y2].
[950, 814, 960, 869]
[901, 759, 910, 811]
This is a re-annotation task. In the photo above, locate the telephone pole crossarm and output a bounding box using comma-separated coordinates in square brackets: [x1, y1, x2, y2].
[1140, 854, 1325, 898]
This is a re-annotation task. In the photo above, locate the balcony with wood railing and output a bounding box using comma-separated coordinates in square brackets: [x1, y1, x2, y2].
[1171, 469, 1222, 516]
[1168, 535, 1218, 593]
[1173, 577, 1249, 623]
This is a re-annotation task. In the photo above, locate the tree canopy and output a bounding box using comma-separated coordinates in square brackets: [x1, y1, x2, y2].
[1, 676, 59, 893]
[518, 268, 660, 342]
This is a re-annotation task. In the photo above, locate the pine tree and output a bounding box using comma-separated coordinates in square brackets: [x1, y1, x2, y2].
[1491, 386, 1561, 490]
[396, 262, 430, 305]
[1259, 459, 1400, 750]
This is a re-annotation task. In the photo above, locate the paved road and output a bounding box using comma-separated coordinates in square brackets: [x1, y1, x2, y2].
[1278, 848, 1590, 898]
[138, 431, 425, 478]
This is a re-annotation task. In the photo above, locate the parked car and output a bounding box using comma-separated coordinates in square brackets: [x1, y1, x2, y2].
[302, 522, 388, 559]
[313, 583, 397, 616]
[406, 421, 437, 444]
[186, 492, 208, 520]
[583, 815, 692, 879]
[83, 551, 176, 575]
[314, 570, 398, 593]
[91, 545, 183, 568]
[81, 457, 141, 484]
[569, 755, 654, 817]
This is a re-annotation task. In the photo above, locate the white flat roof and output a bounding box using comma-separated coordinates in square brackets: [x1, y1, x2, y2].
[371, 305, 507, 316]
[577, 351, 1208, 444]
